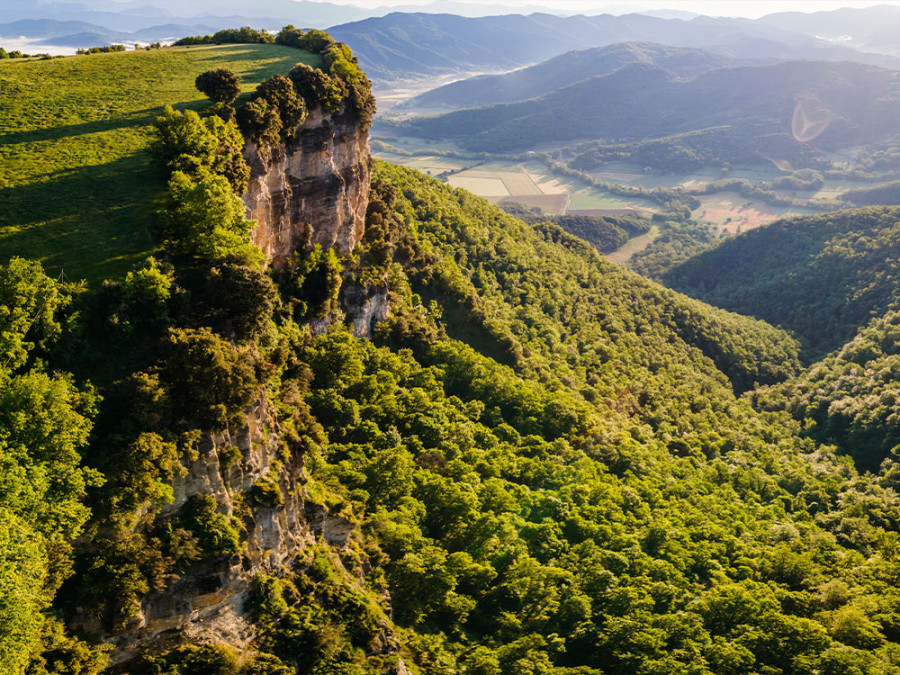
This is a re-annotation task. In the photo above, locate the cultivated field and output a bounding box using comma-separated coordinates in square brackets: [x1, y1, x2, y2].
[692, 193, 818, 234]
[447, 166, 570, 214]
[0, 44, 318, 283]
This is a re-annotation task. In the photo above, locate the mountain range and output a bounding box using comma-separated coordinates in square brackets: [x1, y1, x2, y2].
[390, 55, 900, 156]
[330, 10, 900, 82]
[7, 4, 900, 83]
[402, 41, 743, 110]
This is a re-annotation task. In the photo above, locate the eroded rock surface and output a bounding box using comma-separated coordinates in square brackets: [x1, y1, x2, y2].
[243, 106, 372, 265]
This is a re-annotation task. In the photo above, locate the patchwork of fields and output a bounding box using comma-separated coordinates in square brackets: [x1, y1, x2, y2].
[447, 167, 571, 214]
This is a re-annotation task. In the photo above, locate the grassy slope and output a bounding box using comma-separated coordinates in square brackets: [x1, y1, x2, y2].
[0, 45, 320, 284]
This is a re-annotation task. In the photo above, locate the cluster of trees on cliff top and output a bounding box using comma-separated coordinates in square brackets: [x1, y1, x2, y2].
[12, 27, 900, 675]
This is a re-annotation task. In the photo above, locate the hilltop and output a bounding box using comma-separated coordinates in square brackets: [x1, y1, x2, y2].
[0, 44, 319, 283]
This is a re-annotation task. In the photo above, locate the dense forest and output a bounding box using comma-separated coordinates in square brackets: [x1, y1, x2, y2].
[663, 206, 900, 358]
[8, 27, 900, 675]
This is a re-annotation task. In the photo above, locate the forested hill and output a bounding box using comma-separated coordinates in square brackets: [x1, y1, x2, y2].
[404, 42, 740, 110]
[663, 206, 900, 358]
[393, 59, 900, 153]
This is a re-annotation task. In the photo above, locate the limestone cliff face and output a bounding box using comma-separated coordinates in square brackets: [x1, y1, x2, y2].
[78, 397, 359, 664]
[243, 105, 373, 265]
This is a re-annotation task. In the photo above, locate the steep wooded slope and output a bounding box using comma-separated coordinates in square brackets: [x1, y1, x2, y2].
[664, 206, 900, 358]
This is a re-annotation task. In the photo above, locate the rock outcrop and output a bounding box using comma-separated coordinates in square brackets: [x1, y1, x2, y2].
[243, 105, 372, 266]
[82, 397, 359, 665]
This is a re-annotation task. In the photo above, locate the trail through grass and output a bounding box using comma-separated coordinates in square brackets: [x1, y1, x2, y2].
[0, 45, 319, 284]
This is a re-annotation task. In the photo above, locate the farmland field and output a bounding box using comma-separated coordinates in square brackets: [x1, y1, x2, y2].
[693, 192, 820, 233]
[451, 176, 510, 197]
[0, 44, 319, 284]
[446, 166, 571, 214]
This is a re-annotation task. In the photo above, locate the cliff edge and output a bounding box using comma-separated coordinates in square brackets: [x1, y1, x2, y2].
[243, 104, 373, 265]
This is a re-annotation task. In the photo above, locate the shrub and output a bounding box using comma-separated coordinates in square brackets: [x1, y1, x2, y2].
[182, 495, 241, 557]
[195, 69, 242, 106]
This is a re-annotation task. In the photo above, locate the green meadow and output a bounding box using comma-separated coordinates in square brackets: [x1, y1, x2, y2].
[0, 45, 319, 283]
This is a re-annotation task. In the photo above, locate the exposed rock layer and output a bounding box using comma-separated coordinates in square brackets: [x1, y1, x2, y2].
[243, 106, 373, 265]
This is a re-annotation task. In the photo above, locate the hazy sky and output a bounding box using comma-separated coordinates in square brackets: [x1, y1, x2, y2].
[334, 0, 900, 18]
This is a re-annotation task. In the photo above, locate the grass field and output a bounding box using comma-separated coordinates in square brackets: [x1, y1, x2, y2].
[0, 44, 318, 284]
[606, 225, 660, 265]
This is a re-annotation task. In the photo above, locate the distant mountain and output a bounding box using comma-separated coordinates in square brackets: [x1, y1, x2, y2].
[758, 4, 900, 57]
[331, 11, 900, 82]
[40, 31, 124, 47]
[0, 19, 128, 40]
[0, 0, 373, 33]
[404, 42, 742, 110]
[5, 5, 900, 73]
[393, 59, 900, 154]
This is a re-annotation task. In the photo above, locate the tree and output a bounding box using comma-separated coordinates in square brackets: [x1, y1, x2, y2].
[289, 63, 345, 114]
[162, 327, 258, 430]
[0, 258, 66, 371]
[195, 68, 242, 106]
[297, 29, 334, 54]
[237, 98, 282, 147]
[254, 75, 307, 137]
[275, 25, 304, 48]
[0, 507, 46, 673]
[151, 106, 250, 194]
[164, 169, 261, 264]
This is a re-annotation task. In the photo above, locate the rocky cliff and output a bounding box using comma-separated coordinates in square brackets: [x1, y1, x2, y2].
[70, 95, 396, 670]
[243, 105, 373, 265]
[78, 395, 391, 668]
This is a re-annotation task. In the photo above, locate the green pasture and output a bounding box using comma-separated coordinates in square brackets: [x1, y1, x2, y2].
[0, 44, 318, 284]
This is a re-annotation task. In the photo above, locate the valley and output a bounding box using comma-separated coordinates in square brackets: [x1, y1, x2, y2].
[371, 42, 900, 264]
